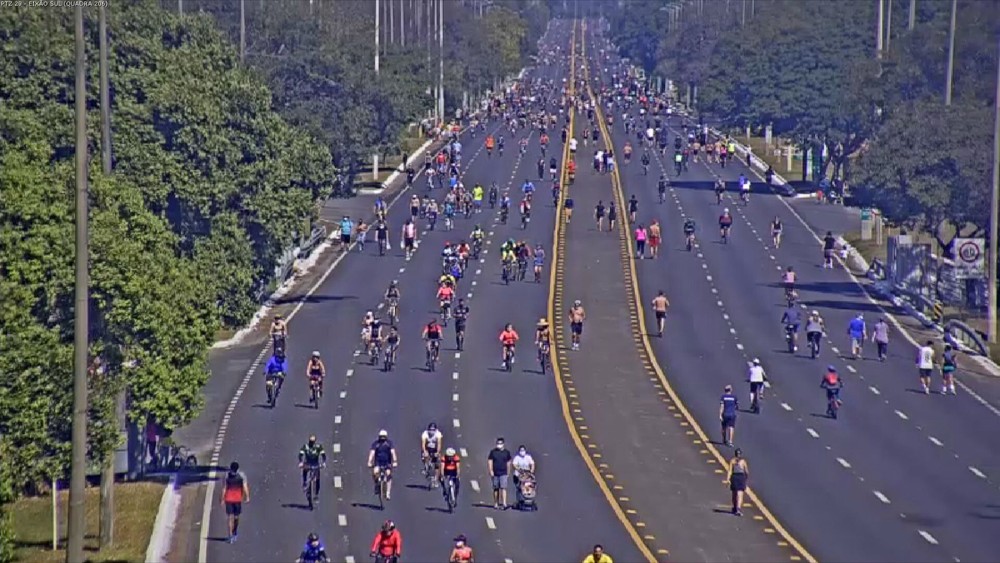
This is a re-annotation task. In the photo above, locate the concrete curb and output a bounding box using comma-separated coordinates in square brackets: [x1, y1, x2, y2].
[145, 474, 180, 563]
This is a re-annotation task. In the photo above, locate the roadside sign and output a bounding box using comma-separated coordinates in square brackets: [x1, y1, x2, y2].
[860, 208, 871, 221]
[954, 238, 986, 279]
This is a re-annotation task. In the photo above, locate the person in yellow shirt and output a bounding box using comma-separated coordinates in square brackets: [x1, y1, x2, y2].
[582, 544, 613, 563]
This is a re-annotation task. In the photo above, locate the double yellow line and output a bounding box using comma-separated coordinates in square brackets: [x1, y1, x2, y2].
[582, 23, 817, 563]
[546, 20, 659, 563]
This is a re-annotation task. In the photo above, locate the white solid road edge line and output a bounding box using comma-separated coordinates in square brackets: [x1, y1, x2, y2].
[145, 474, 180, 563]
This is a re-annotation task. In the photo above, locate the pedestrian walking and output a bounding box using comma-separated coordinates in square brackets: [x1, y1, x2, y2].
[871, 318, 890, 361]
[220, 461, 250, 543]
[719, 385, 738, 446]
[917, 340, 935, 394]
[848, 313, 866, 359]
[651, 291, 669, 336]
[728, 449, 749, 516]
[634, 223, 647, 258]
[487, 438, 512, 510]
[608, 201, 618, 232]
[594, 201, 606, 232]
[648, 220, 661, 259]
[568, 299, 586, 350]
[628, 194, 638, 223]
[941, 344, 958, 395]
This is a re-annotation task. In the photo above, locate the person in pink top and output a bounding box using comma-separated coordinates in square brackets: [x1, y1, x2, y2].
[634, 224, 648, 259]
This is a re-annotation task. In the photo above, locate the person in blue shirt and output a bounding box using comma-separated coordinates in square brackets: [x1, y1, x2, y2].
[521, 179, 535, 199]
[339, 216, 354, 252]
[848, 313, 867, 359]
[719, 385, 739, 446]
[781, 305, 802, 352]
[297, 533, 329, 563]
[264, 350, 288, 394]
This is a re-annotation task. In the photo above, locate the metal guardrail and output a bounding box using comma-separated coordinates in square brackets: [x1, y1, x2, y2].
[298, 226, 327, 258]
[944, 319, 989, 356]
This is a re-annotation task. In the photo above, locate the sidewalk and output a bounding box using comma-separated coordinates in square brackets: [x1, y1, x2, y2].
[552, 165, 798, 562]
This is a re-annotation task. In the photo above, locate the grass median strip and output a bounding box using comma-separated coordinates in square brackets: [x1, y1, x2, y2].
[12, 481, 164, 563]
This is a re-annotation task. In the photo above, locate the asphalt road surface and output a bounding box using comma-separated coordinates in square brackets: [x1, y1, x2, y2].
[204, 20, 645, 563]
[584, 20, 1000, 563]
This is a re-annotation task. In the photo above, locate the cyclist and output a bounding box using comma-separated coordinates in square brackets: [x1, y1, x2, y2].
[441, 447, 461, 501]
[805, 311, 826, 357]
[367, 430, 398, 499]
[739, 173, 751, 202]
[421, 423, 444, 486]
[362, 310, 376, 349]
[439, 271, 457, 290]
[298, 435, 327, 494]
[369, 520, 402, 563]
[521, 179, 535, 201]
[422, 318, 443, 361]
[470, 225, 485, 256]
[297, 533, 329, 563]
[385, 280, 401, 314]
[456, 240, 471, 268]
[264, 348, 288, 394]
[770, 216, 783, 248]
[437, 282, 455, 322]
[488, 182, 499, 208]
[485, 134, 495, 157]
[383, 326, 400, 366]
[781, 303, 802, 352]
[449, 535, 474, 563]
[499, 323, 519, 367]
[718, 208, 733, 241]
[683, 217, 697, 248]
[535, 317, 551, 358]
[305, 351, 325, 398]
[782, 266, 797, 296]
[714, 178, 726, 203]
[453, 298, 470, 351]
[747, 358, 767, 413]
[270, 314, 288, 350]
[821, 366, 843, 416]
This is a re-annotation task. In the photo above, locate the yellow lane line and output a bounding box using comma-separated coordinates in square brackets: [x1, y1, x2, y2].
[581, 23, 817, 563]
[545, 19, 658, 563]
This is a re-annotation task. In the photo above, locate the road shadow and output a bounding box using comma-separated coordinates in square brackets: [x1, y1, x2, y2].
[273, 293, 358, 306]
[424, 506, 452, 513]
[251, 403, 274, 409]
[280, 502, 313, 511]
[293, 403, 319, 410]
[804, 300, 890, 315]
[472, 502, 498, 510]
[405, 483, 432, 492]
[351, 501, 384, 511]
[809, 412, 833, 419]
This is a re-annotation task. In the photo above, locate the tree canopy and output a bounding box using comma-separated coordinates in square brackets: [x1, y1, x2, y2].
[606, 0, 998, 251]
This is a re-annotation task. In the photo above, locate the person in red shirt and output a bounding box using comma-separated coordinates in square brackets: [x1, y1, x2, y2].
[370, 520, 402, 562]
[499, 323, 519, 367]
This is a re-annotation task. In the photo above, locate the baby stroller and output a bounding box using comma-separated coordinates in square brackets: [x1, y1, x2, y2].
[515, 471, 537, 511]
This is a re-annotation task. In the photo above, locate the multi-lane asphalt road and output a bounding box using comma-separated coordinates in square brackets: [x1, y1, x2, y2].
[188, 17, 1000, 563]
[582, 20, 1000, 563]
[201, 20, 644, 563]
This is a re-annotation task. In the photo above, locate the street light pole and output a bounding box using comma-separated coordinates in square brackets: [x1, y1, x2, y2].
[908, 0, 916, 30]
[989, 35, 1000, 344]
[438, 0, 444, 124]
[876, 0, 885, 59]
[66, 5, 90, 561]
[944, 0, 957, 105]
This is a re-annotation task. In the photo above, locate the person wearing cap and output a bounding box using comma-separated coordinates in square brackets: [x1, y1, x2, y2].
[568, 299, 586, 350]
[368, 430, 398, 499]
[441, 447, 461, 502]
[805, 311, 826, 358]
[746, 359, 766, 414]
[719, 385, 739, 446]
[449, 534, 474, 562]
[535, 318, 551, 356]
[487, 438, 513, 510]
[298, 436, 327, 495]
[370, 520, 402, 562]
[848, 313, 866, 359]
[306, 351, 325, 397]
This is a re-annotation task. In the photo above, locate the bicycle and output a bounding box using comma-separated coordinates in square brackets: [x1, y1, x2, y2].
[443, 475, 459, 513]
[502, 345, 516, 372]
[372, 554, 398, 563]
[387, 299, 399, 326]
[720, 225, 731, 244]
[308, 376, 322, 409]
[685, 233, 695, 252]
[375, 465, 391, 510]
[378, 237, 388, 256]
[521, 212, 530, 230]
[749, 382, 764, 414]
[517, 258, 528, 282]
[740, 190, 750, 205]
[383, 344, 397, 372]
[426, 339, 441, 371]
[265, 372, 284, 407]
[658, 189, 666, 204]
[369, 339, 382, 366]
[538, 342, 551, 374]
[500, 206, 509, 225]
[422, 454, 439, 490]
[440, 300, 452, 326]
[501, 260, 513, 285]
[827, 393, 842, 420]
[472, 239, 482, 259]
[304, 465, 321, 510]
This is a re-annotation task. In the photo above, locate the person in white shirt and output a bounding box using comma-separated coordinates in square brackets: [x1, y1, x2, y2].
[569, 137, 578, 154]
[512, 445, 535, 481]
[421, 423, 444, 485]
[747, 358, 767, 412]
[916, 340, 936, 394]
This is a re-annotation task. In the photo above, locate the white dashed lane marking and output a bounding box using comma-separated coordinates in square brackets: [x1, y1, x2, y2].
[873, 490, 891, 504]
[485, 517, 497, 530]
[895, 410, 909, 420]
[453, 418, 461, 428]
[333, 443, 341, 453]
[870, 386, 881, 395]
[338, 514, 347, 526]
[969, 466, 986, 479]
[780, 402, 792, 411]
[918, 530, 939, 545]
[806, 428, 819, 438]
[334, 476, 342, 489]
[928, 436, 943, 447]
[836, 457, 852, 469]
[453, 393, 460, 402]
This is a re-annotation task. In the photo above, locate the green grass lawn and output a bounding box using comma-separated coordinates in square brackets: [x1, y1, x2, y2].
[12, 482, 164, 563]
[743, 136, 799, 175]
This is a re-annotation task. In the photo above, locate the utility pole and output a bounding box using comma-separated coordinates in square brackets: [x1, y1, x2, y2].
[989, 35, 1000, 344]
[908, 0, 916, 30]
[944, 0, 957, 105]
[876, 0, 885, 59]
[741, 0, 746, 26]
[67, 5, 90, 561]
[390, 0, 394, 45]
[438, 0, 444, 124]
[400, 0, 406, 47]
[178, 0, 183, 15]
[885, 0, 893, 51]
[239, 0, 246, 62]
[98, 2, 114, 549]
[374, 0, 381, 182]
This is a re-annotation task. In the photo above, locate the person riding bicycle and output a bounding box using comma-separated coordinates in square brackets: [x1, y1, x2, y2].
[455, 240, 471, 264]
[738, 173, 750, 193]
[805, 311, 826, 355]
[367, 430, 398, 498]
[782, 266, 797, 294]
[719, 208, 733, 238]
[441, 447, 461, 500]
[369, 520, 402, 562]
[306, 351, 325, 396]
[683, 218, 697, 238]
[521, 179, 535, 199]
[499, 323, 519, 366]
[439, 270, 457, 288]
[442, 241, 457, 266]
[383, 326, 400, 364]
[450, 535, 474, 563]
[423, 318, 443, 356]
[821, 366, 843, 409]
[470, 225, 485, 247]
[535, 318, 551, 352]
[422, 422, 444, 484]
[297, 533, 329, 563]
[270, 314, 287, 348]
[488, 183, 499, 206]
[437, 283, 455, 315]
[264, 348, 288, 389]
[658, 173, 668, 193]
[298, 435, 327, 491]
[714, 178, 726, 198]
[385, 280, 401, 305]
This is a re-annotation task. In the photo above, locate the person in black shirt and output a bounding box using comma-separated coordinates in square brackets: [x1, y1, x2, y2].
[823, 231, 837, 269]
[452, 299, 469, 351]
[374, 220, 390, 256]
[487, 438, 512, 510]
[628, 195, 638, 223]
